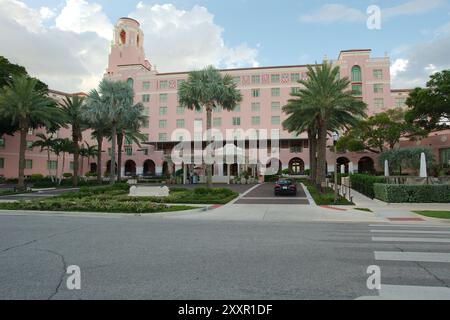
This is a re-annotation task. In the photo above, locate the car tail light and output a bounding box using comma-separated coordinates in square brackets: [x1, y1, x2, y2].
[275, 184, 280, 188]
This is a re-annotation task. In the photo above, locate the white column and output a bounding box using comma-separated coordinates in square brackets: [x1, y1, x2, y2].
[218, 163, 224, 176]
[348, 162, 354, 174]
[156, 166, 163, 176]
[136, 166, 144, 176]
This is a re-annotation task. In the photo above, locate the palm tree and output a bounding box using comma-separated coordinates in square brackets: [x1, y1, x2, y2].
[53, 138, 73, 184]
[85, 80, 134, 184]
[84, 89, 111, 184]
[283, 62, 366, 189]
[32, 133, 57, 181]
[79, 142, 97, 177]
[178, 66, 242, 187]
[0, 75, 63, 190]
[60, 95, 86, 187]
[116, 102, 146, 180]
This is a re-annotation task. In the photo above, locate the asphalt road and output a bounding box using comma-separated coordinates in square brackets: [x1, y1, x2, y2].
[235, 183, 309, 205]
[1, 212, 449, 300]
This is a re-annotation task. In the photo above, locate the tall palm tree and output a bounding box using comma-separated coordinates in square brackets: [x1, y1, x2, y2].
[79, 142, 97, 177]
[53, 138, 73, 184]
[60, 95, 86, 187]
[84, 89, 110, 184]
[178, 66, 242, 187]
[32, 133, 57, 181]
[116, 102, 145, 181]
[0, 75, 63, 190]
[85, 80, 134, 184]
[283, 62, 366, 189]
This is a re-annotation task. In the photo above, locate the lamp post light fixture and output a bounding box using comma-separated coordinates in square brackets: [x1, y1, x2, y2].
[332, 132, 339, 204]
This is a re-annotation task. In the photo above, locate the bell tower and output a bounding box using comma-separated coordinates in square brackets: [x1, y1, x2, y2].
[106, 17, 152, 74]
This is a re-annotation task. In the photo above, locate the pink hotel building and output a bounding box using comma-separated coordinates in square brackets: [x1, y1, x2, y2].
[1, 17, 449, 181]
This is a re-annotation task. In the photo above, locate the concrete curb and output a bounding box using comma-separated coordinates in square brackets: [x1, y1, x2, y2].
[301, 183, 316, 206]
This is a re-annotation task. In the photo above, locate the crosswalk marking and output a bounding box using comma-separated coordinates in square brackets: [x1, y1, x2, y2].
[372, 237, 450, 243]
[371, 229, 450, 234]
[358, 284, 450, 300]
[375, 251, 450, 263]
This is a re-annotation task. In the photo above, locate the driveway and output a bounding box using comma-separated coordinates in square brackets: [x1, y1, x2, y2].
[235, 183, 309, 205]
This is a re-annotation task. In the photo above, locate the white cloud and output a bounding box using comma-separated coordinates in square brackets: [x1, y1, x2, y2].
[0, 0, 109, 92]
[129, 3, 259, 72]
[299, 4, 365, 24]
[39, 7, 56, 20]
[55, 0, 113, 40]
[299, 0, 444, 24]
[390, 22, 450, 88]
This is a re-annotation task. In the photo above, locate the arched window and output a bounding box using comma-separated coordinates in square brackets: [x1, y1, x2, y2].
[120, 30, 126, 45]
[351, 65, 362, 82]
[127, 78, 134, 88]
[137, 34, 140, 47]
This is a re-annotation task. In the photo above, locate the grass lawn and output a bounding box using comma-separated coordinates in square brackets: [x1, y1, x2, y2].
[301, 179, 354, 206]
[413, 211, 450, 219]
[0, 183, 238, 214]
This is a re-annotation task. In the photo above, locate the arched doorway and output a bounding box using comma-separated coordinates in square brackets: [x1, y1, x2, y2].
[162, 161, 174, 176]
[124, 160, 136, 177]
[106, 160, 118, 175]
[337, 157, 350, 174]
[90, 163, 97, 174]
[143, 160, 156, 176]
[358, 157, 375, 174]
[289, 158, 305, 175]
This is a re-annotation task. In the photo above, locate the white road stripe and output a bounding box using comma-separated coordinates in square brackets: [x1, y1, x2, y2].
[357, 284, 450, 300]
[370, 224, 450, 229]
[372, 237, 450, 243]
[375, 251, 450, 263]
[371, 229, 450, 234]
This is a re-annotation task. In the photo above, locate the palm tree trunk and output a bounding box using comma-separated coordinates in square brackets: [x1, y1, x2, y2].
[205, 107, 213, 188]
[72, 131, 79, 187]
[80, 155, 84, 178]
[17, 125, 27, 191]
[96, 135, 103, 184]
[60, 152, 66, 185]
[110, 124, 117, 184]
[47, 148, 53, 182]
[308, 129, 317, 182]
[117, 132, 123, 181]
[315, 121, 328, 192]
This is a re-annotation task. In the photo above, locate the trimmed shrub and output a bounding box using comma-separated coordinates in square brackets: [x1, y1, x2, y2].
[350, 174, 386, 199]
[30, 174, 44, 182]
[374, 184, 450, 203]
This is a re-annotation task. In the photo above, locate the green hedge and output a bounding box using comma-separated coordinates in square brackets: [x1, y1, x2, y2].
[350, 174, 386, 199]
[374, 184, 450, 203]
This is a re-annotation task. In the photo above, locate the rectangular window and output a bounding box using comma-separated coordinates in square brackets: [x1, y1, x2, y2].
[374, 98, 384, 108]
[176, 106, 185, 114]
[251, 75, 260, 84]
[373, 69, 383, 79]
[271, 88, 280, 97]
[142, 107, 149, 116]
[271, 74, 280, 83]
[159, 107, 168, 116]
[291, 87, 301, 94]
[291, 73, 300, 83]
[440, 148, 450, 166]
[213, 117, 222, 127]
[251, 89, 260, 98]
[142, 117, 149, 128]
[159, 93, 168, 103]
[176, 119, 185, 128]
[28, 128, 34, 135]
[158, 133, 167, 142]
[271, 102, 281, 112]
[47, 160, 57, 170]
[271, 116, 280, 125]
[124, 136, 133, 145]
[159, 120, 167, 128]
[142, 94, 150, 102]
[395, 98, 407, 108]
[0, 158, 4, 169]
[142, 134, 149, 142]
[125, 147, 133, 156]
[26, 141, 33, 150]
[143, 81, 150, 90]
[25, 159, 32, 169]
[352, 85, 362, 96]
[232, 76, 240, 85]
[290, 146, 303, 153]
[177, 79, 185, 87]
[251, 116, 260, 125]
[373, 84, 383, 93]
[159, 80, 168, 89]
[251, 102, 260, 112]
[232, 117, 241, 126]
[234, 104, 241, 112]
[0, 137, 4, 148]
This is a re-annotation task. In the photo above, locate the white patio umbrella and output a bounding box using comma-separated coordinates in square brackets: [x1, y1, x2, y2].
[384, 160, 389, 177]
[420, 152, 428, 178]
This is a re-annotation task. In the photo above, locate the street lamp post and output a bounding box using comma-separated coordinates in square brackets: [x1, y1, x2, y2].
[332, 132, 339, 204]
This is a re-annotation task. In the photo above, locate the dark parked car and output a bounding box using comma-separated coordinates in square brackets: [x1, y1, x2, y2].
[274, 179, 297, 196]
